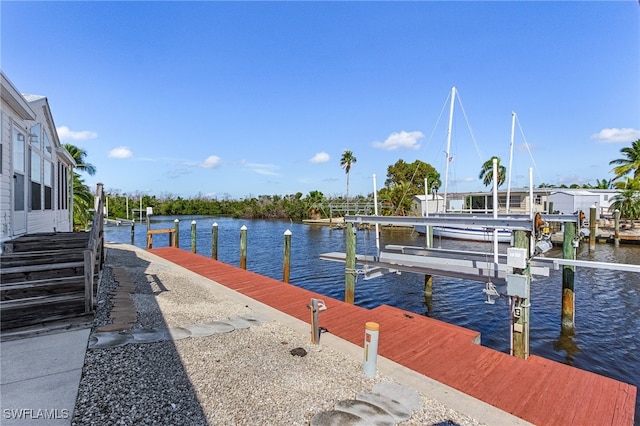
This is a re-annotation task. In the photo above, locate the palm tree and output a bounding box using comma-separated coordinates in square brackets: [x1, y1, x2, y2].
[340, 150, 357, 214]
[589, 178, 612, 189]
[609, 139, 640, 181]
[63, 144, 96, 175]
[478, 156, 506, 189]
[63, 143, 96, 228]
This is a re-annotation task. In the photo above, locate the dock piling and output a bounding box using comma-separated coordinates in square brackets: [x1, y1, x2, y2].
[283, 229, 291, 283]
[130, 223, 135, 245]
[345, 222, 356, 304]
[240, 225, 247, 270]
[562, 221, 576, 328]
[191, 220, 197, 253]
[212, 222, 218, 259]
[589, 205, 596, 251]
[613, 209, 620, 247]
[174, 219, 179, 248]
[511, 229, 531, 359]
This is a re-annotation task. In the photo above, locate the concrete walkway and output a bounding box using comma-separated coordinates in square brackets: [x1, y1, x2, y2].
[0, 328, 90, 425]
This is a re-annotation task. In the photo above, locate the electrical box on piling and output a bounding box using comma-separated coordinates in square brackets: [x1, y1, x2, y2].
[506, 273, 529, 298]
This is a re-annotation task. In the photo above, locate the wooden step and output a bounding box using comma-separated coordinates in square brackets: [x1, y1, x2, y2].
[1, 276, 86, 301]
[1, 249, 86, 268]
[0, 292, 86, 330]
[0, 261, 85, 284]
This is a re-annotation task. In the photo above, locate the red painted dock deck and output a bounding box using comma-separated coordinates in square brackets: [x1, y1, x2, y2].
[149, 247, 636, 425]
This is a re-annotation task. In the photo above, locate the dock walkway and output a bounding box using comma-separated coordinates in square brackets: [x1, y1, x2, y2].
[150, 247, 636, 425]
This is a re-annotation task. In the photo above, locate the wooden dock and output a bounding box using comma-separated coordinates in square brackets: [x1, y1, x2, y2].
[149, 247, 636, 425]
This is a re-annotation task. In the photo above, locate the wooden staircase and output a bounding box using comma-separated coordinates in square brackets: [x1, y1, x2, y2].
[0, 186, 105, 339]
[0, 233, 99, 337]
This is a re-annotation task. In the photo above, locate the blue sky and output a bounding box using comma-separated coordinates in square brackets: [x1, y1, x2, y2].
[2, 1, 639, 199]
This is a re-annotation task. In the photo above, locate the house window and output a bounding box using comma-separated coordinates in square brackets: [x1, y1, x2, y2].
[13, 128, 26, 211]
[604, 195, 609, 201]
[30, 150, 42, 210]
[44, 160, 53, 210]
[58, 162, 68, 210]
[30, 123, 41, 148]
[43, 132, 52, 158]
[534, 195, 542, 205]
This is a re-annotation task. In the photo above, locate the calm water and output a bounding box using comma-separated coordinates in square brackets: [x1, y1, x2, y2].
[106, 215, 640, 418]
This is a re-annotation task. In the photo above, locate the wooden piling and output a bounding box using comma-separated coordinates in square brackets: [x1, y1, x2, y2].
[589, 205, 596, 251]
[613, 209, 620, 247]
[424, 274, 433, 297]
[212, 222, 218, 260]
[548, 201, 554, 214]
[240, 225, 247, 270]
[345, 222, 356, 304]
[130, 223, 135, 245]
[562, 221, 576, 328]
[174, 219, 180, 248]
[283, 229, 291, 283]
[512, 229, 530, 359]
[191, 220, 197, 253]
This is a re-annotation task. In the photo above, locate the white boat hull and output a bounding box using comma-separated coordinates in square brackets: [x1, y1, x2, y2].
[415, 225, 512, 243]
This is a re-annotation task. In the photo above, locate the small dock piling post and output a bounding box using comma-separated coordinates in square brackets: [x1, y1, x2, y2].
[130, 222, 135, 245]
[424, 275, 433, 297]
[212, 222, 218, 259]
[614, 209, 620, 247]
[512, 229, 531, 359]
[589, 205, 597, 251]
[174, 219, 180, 248]
[548, 201, 554, 214]
[310, 298, 321, 344]
[345, 222, 356, 304]
[562, 221, 576, 328]
[283, 229, 291, 283]
[191, 220, 197, 253]
[240, 225, 247, 270]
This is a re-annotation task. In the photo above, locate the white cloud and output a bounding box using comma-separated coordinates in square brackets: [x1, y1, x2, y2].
[57, 125, 98, 141]
[591, 128, 640, 143]
[372, 130, 423, 150]
[309, 152, 330, 163]
[199, 155, 222, 169]
[108, 146, 133, 158]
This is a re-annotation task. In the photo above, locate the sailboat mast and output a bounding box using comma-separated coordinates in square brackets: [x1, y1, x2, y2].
[506, 111, 516, 214]
[443, 86, 456, 212]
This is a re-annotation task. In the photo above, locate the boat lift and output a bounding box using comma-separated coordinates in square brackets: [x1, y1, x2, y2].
[320, 212, 640, 283]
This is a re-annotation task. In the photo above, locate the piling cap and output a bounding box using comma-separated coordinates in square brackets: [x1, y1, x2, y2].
[365, 322, 380, 331]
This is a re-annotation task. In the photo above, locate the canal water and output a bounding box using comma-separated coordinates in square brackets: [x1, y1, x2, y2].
[105, 215, 640, 418]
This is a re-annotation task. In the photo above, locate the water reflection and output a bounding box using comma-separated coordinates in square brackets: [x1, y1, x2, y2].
[554, 326, 580, 365]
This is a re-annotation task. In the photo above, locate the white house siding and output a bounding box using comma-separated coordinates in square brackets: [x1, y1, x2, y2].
[548, 191, 600, 215]
[1, 110, 12, 242]
[1, 72, 74, 247]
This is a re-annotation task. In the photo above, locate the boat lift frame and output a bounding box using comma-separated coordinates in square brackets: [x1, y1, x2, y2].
[320, 213, 640, 284]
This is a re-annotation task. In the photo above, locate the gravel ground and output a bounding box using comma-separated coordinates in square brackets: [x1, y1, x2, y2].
[72, 244, 486, 426]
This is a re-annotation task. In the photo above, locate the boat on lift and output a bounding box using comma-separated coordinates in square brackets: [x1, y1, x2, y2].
[414, 87, 512, 243]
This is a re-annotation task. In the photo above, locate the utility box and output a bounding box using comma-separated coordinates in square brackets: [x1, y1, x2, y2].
[506, 273, 529, 298]
[507, 247, 528, 269]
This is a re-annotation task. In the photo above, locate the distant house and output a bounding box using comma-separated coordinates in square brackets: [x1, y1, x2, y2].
[437, 188, 550, 215]
[547, 189, 620, 216]
[1, 71, 75, 248]
[411, 194, 445, 215]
